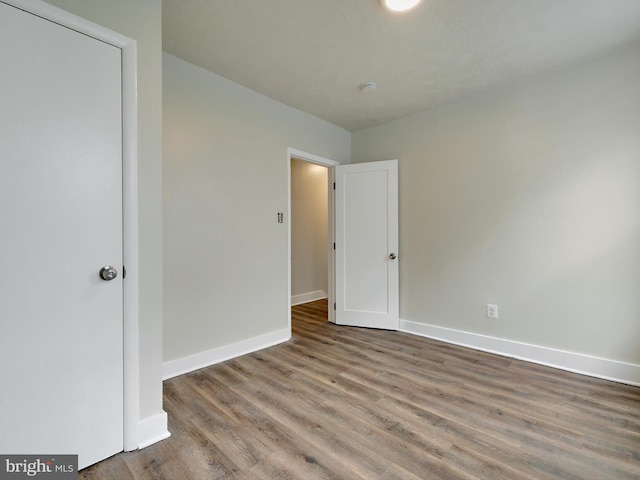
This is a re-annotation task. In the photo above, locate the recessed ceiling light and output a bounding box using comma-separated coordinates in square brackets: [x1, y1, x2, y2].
[380, 0, 422, 12]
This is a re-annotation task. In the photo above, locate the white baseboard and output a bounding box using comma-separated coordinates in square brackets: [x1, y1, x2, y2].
[291, 290, 327, 306]
[163, 328, 291, 380]
[138, 410, 170, 450]
[400, 320, 640, 387]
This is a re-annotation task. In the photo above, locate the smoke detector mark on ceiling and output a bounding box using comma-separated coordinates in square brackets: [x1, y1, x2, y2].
[360, 82, 377, 94]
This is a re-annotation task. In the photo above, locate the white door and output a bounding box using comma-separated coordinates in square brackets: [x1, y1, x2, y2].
[335, 160, 399, 329]
[0, 2, 124, 469]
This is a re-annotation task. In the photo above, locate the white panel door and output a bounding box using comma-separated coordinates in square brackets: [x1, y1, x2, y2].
[0, 2, 124, 469]
[335, 160, 399, 329]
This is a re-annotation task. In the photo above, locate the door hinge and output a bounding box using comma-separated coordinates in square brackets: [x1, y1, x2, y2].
[123, 265, 126, 279]
[333, 182, 336, 190]
[334, 303, 336, 310]
[333, 242, 335, 250]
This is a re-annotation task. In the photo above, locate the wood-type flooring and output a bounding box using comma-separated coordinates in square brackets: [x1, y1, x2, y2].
[81, 299, 640, 479]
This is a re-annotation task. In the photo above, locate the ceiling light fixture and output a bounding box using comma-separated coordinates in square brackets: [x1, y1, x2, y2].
[380, 0, 422, 12]
[360, 82, 377, 94]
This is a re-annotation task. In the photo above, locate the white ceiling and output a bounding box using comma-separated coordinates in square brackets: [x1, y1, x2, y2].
[163, 0, 640, 132]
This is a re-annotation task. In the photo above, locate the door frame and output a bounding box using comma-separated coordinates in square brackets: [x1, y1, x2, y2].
[6, 0, 140, 451]
[287, 148, 339, 328]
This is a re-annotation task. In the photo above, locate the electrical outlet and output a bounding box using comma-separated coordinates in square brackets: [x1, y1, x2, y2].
[487, 304, 499, 319]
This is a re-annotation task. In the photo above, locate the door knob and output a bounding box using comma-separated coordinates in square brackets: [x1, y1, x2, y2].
[389, 253, 397, 260]
[99, 265, 118, 281]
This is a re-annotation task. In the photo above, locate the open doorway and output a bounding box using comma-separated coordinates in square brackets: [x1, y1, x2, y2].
[287, 148, 339, 331]
[291, 159, 329, 306]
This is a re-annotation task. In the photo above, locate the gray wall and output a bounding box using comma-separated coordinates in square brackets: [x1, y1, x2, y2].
[45, 0, 164, 423]
[163, 53, 350, 364]
[352, 42, 640, 366]
[291, 159, 329, 300]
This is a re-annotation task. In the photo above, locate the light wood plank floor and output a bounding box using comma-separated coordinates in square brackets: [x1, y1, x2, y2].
[81, 300, 640, 479]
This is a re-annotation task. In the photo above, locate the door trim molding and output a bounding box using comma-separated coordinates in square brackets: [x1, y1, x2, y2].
[287, 148, 339, 329]
[4, 0, 140, 451]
